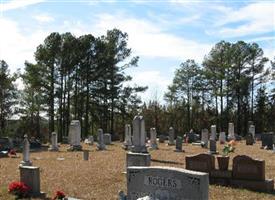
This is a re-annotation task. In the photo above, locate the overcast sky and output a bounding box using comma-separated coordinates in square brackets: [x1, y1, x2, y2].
[0, 0, 274, 102]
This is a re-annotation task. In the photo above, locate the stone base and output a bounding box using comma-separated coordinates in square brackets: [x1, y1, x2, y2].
[126, 152, 151, 168]
[131, 145, 148, 153]
[67, 145, 82, 151]
[231, 179, 274, 192]
[19, 161, 32, 166]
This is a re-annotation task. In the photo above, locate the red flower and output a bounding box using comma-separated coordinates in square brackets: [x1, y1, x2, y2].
[53, 190, 66, 200]
[8, 181, 30, 198]
[9, 149, 17, 155]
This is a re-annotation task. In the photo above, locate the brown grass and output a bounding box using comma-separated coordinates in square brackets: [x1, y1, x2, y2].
[1, 141, 275, 200]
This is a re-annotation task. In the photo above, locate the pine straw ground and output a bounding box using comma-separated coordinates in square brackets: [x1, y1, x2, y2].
[1, 141, 275, 200]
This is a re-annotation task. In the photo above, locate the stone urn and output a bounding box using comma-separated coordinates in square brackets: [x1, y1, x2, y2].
[217, 155, 229, 170]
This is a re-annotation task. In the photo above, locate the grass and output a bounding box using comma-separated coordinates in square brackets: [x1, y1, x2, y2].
[1, 141, 275, 199]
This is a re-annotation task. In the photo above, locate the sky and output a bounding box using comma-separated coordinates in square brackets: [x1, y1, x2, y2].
[0, 0, 274, 103]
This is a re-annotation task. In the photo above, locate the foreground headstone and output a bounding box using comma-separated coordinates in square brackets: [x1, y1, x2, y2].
[127, 166, 209, 200]
[168, 127, 175, 145]
[228, 123, 235, 140]
[210, 125, 216, 140]
[48, 132, 59, 151]
[19, 166, 45, 198]
[20, 135, 32, 166]
[97, 129, 106, 150]
[103, 133, 112, 145]
[124, 124, 132, 149]
[219, 132, 226, 144]
[174, 136, 184, 152]
[131, 115, 147, 153]
[68, 120, 82, 151]
[201, 129, 209, 148]
[149, 128, 158, 150]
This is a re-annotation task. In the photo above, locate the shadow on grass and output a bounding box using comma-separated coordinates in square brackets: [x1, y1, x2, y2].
[151, 159, 183, 165]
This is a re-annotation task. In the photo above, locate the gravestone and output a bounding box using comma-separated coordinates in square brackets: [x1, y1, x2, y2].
[103, 133, 112, 145]
[168, 127, 175, 145]
[249, 125, 255, 140]
[228, 123, 235, 140]
[210, 125, 216, 140]
[20, 135, 32, 166]
[201, 129, 209, 148]
[19, 166, 45, 198]
[187, 129, 196, 143]
[68, 120, 82, 151]
[149, 128, 158, 150]
[174, 136, 184, 152]
[219, 132, 226, 144]
[88, 135, 94, 145]
[124, 124, 132, 149]
[48, 132, 59, 151]
[158, 135, 166, 143]
[83, 150, 89, 161]
[131, 115, 147, 153]
[126, 152, 151, 167]
[209, 140, 217, 154]
[232, 155, 265, 181]
[186, 153, 215, 173]
[261, 132, 274, 149]
[246, 133, 254, 145]
[97, 129, 106, 150]
[127, 166, 209, 200]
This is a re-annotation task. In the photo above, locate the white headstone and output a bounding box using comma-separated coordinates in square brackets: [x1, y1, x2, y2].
[124, 124, 132, 147]
[68, 120, 82, 150]
[201, 129, 209, 148]
[20, 134, 32, 166]
[132, 115, 147, 153]
[168, 127, 175, 145]
[149, 128, 158, 150]
[219, 132, 226, 144]
[49, 132, 59, 151]
[210, 125, 216, 140]
[228, 123, 235, 140]
[127, 166, 209, 200]
[249, 125, 255, 139]
[97, 129, 106, 150]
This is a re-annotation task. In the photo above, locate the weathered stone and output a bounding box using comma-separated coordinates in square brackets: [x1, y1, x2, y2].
[246, 133, 254, 145]
[201, 129, 209, 148]
[127, 166, 209, 200]
[103, 133, 112, 145]
[124, 124, 132, 149]
[19, 166, 45, 198]
[248, 124, 255, 139]
[168, 127, 175, 145]
[210, 125, 216, 140]
[174, 136, 184, 152]
[219, 132, 226, 144]
[209, 140, 217, 154]
[228, 123, 235, 140]
[187, 130, 196, 143]
[261, 133, 275, 149]
[97, 129, 106, 150]
[186, 153, 215, 173]
[126, 152, 151, 167]
[232, 155, 265, 181]
[132, 115, 147, 153]
[68, 120, 82, 151]
[20, 134, 32, 166]
[149, 128, 158, 150]
[48, 132, 59, 151]
[83, 150, 89, 161]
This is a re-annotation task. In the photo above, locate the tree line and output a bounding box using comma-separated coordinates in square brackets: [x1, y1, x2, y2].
[0, 32, 274, 140]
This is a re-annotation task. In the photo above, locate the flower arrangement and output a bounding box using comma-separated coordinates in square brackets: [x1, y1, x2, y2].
[8, 181, 30, 199]
[222, 140, 236, 156]
[53, 190, 66, 200]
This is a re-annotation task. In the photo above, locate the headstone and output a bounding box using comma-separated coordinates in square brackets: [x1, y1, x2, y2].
[88, 135, 94, 145]
[149, 128, 158, 150]
[261, 132, 274, 149]
[174, 136, 184, 152]
[187, 129, 195, 143]
[168, 127, 175, 145]
[20, 135, 32, 166]
[158, 135, 166, 143]
[210, 125, 216, 140]
[97, 129, 106, 150]
[249, 125, 255, 140]
[68, 120, 82, 151]
[103, 133, 112, 145]
[209, 140, 217, 154]
[48, 132, 59, 151]
[201, 129, 209, 148]
[19, 166, 45, 198]
[127, 166, 209, 200]
[246, 133, 254, 145]
[228, 122, 235, 140]
[186, 153, 215, 173]
[126, 152, 151, 167]
[83, 150, 89, 160]
[219, 132, 226, 144]
[232, 155, 265, 181]
[124, 124, 132, 149]
[131, 115, 147, 153]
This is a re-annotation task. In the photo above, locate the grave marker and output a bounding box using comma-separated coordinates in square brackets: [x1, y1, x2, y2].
[168, 127, 175, 145]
